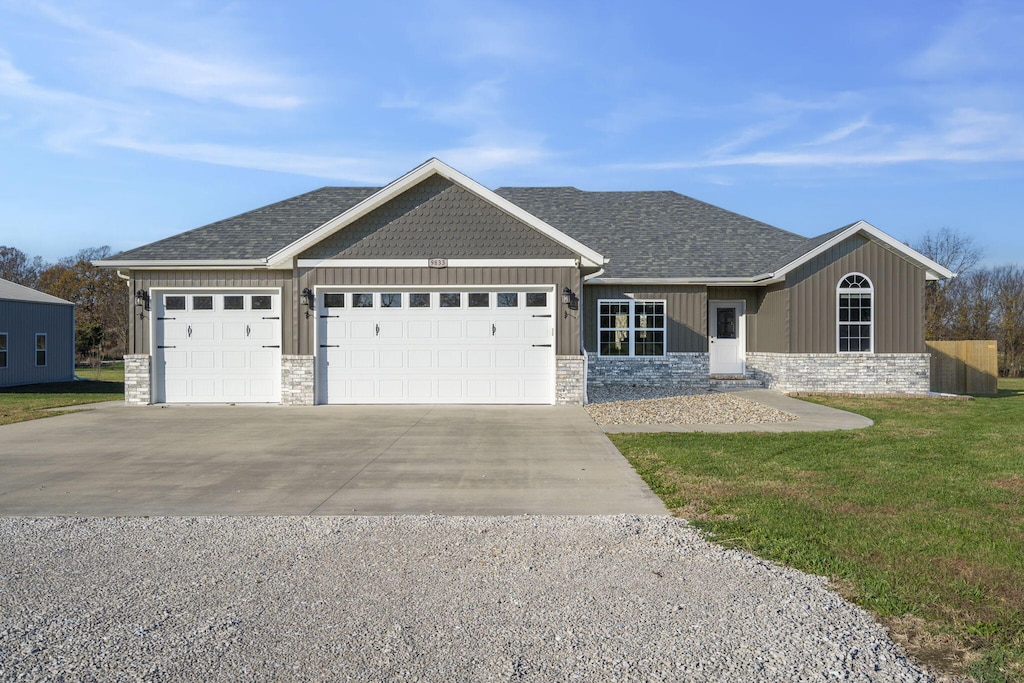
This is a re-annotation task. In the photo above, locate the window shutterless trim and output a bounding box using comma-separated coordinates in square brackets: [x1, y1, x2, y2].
[35, 333, 47, 367]
[836, 272, 874, 353]
[0, 332, 7, 369]
[596, 299, 667, 357]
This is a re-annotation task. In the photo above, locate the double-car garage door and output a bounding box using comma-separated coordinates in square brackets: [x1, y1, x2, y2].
[316, 288, 555, 404]
[150, 288, 555, 404]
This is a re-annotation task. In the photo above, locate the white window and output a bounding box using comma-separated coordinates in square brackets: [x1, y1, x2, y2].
[0, 332, 7, 368]
[837, 273, 873, 353]
[598, 299, 666, 356]
[35, 333, 47, 367]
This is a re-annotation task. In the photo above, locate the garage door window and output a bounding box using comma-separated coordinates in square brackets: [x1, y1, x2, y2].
[324, 294, 345, 308]
[165, 296, 186, 310]
[353, 293, 373, 308]
[410, 293, 430, 308]
[193, 296, 213, 310]
[224, 295, 244, 310]
[252, 295, 272, 310]
[468, 293, 490, 308]
[526, 292, 547, 308]
[498, 293, 518, 307]
[380, 293, 402, 308]
[440, 293, 461, 308]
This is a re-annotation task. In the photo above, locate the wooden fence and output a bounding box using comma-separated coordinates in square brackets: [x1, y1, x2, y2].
[926, 340, 999, 395]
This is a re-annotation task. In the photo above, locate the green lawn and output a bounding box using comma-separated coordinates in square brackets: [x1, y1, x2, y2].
[0, 363, 125, 426]
[611, 378, 1024, 682]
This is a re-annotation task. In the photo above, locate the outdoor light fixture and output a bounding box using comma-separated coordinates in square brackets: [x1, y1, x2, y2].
[301, 287, 315, 318]
[134, 289, 149, 318]
[561, 287, 579, 310]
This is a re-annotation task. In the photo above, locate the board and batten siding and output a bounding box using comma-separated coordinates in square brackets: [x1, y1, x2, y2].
[787, 235, 926, 354]
[0, 299, 75, 387]
[582, 285, 706, 354]
[297, 266, 581, 356]
[750, 283, 789, 353]
[130, 270, 295, 354]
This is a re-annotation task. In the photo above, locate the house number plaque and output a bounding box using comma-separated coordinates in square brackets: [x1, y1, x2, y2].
[428, 258, 448, 269]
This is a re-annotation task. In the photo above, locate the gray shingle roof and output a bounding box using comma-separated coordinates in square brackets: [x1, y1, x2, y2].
[0, 278, 73, 305]
[113, 187, 380, 260]
[109, 179, 832, 279]
[495, 187, 810, 278]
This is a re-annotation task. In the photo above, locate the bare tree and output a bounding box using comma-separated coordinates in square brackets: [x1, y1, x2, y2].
[0, 246, 47, 287]
[911, 228, 985, 339]
[990, 265, 1024, 377]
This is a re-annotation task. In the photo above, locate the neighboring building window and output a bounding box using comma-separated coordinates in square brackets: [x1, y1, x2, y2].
[0, 333, 7, 368]
[598, 300, 666, 356]
[837, 273, 873, 353]
[35, 334, 47, 366]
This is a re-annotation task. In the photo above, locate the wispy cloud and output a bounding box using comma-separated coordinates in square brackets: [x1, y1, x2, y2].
[904, 1, 1024, 79]
[30, 2, 305, 109]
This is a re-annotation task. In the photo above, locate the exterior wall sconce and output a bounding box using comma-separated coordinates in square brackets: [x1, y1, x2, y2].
[301, 288, 315, 318]
[134, 289, 149, 319]
[561, 286, 579, 319]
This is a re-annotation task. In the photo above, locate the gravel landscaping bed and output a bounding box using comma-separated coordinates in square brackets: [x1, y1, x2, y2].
[586, 388, 798, 426]
[0, 515, 927, 682]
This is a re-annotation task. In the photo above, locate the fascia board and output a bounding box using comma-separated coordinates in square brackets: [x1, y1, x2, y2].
[770, 221, 955, 282]
[93, 259, 272, 269]
[297, 258, 579, 268]
[265, 158, 607, 269]
[586, 277, 765, 286]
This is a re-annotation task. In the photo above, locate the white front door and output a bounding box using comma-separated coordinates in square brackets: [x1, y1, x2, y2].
[317, 289, 555, 404]
[153, 291, 282, 403]
[709, 300, 745, 376]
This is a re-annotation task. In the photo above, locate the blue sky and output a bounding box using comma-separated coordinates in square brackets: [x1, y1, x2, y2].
[1, 0, 1022, 266]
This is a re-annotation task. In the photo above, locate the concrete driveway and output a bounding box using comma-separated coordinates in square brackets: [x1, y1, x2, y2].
[0, 403, 666, 516]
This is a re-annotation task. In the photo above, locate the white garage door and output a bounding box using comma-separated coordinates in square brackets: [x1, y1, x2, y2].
[153, 291, 282, 403]
[317, 289, 555, 404]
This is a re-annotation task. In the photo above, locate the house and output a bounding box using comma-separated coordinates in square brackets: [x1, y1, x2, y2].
[95, 158, 953, 406]
[0, 278, 75, 388]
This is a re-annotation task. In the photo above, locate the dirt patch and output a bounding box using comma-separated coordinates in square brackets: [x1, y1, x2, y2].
[991, 477, 1024, 496]
[882, 615, 975, 682]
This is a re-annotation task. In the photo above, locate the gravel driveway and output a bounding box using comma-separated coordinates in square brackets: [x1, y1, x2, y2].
[1, 516, 928, 682]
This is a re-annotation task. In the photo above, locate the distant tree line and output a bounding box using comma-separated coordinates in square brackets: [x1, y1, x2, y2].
[1, 245, 127, 366]
[913, 228, 1024, 377]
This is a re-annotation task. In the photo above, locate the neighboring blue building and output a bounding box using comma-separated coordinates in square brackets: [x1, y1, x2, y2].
[0, 277, 75, 387]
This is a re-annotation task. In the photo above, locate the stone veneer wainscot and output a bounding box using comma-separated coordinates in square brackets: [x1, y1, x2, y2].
[556, 355, 585, 405]
[281, 355, 316, 405]
[123, 354, 151, 406]
[746, 352, 930, 394]
[587, 353, 710, 391]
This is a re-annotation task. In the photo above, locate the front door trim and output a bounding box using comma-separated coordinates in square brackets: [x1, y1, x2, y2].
[708, 299, 746, 377]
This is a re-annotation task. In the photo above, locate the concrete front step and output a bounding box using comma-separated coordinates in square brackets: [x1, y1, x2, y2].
[709, 377, 766, 391]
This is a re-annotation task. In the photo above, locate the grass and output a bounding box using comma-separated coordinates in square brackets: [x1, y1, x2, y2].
[0, 362, 125, 426]
[611, 378, 1024, 682]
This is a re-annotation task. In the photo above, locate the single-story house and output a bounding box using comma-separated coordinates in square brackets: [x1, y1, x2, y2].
[0, 278, 75, 387]
[96, 158, 953, 406]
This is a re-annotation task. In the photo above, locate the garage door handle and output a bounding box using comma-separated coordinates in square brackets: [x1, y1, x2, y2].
[246, 325, 251, 337]
[262, 316, 279, 320]
[492, 323, 496, 336]
[320, 344, 339, 348]
[320, 315, 339, 319]
[375, 323, 380, 336]
[262, 345, 280, 348]
[157, 345, 176, 349]
[187, 325, 192, 338]
[157, 317, 176, 321]
[532, 344, 552, 347]
[532, 314, 552, 318]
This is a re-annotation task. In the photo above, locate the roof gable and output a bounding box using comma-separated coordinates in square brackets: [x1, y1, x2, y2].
[299, 174, 575, 261]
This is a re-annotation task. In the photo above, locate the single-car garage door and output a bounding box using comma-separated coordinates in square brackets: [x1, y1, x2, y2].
[317, 289, 554, 404]
[153, 291, 282, 403]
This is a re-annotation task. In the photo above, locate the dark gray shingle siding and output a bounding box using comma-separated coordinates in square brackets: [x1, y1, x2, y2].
[301, 177, 574, 259]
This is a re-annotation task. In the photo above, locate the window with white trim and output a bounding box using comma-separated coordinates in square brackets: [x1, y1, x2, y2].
[598, 299, 666, 356]
[837, 273, 873, 353]
[35, 333, 47, 366]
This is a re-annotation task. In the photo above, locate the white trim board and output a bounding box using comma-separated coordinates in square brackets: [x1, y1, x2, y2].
[297, 258, 579, 269]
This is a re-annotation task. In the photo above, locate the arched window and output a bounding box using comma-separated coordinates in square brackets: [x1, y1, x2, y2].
[837, 273, 873, 353]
